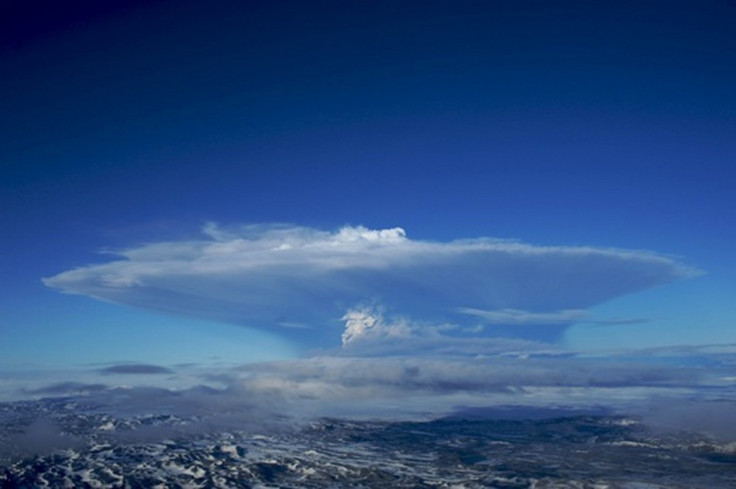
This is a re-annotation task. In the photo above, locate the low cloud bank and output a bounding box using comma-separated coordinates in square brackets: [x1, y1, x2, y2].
[99, 364, 174, 375]
[4, 343, 735, 451]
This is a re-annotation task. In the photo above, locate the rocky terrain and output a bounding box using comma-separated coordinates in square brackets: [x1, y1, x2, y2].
[1, 397, 735, 488]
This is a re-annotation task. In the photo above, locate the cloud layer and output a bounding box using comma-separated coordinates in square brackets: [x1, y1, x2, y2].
[44, 224, 698, 346]
[99, 364, 174, 375]
[14, 345, 736, 432]
[4, 342, 735, 446]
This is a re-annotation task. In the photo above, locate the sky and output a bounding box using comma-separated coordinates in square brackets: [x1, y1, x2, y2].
[1, 0, 736, 428]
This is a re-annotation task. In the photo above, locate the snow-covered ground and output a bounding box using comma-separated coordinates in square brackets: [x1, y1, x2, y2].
[1, 397, 735, 488]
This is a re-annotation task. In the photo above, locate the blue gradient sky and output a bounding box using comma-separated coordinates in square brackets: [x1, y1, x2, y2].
[2, 0, 736, 376]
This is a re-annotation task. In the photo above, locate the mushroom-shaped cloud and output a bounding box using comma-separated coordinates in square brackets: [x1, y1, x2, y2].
[44, 224, 699, 347]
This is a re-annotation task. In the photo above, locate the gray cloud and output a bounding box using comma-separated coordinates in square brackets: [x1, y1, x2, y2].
[99, 364, 174, 375]
[13, 344, 735, 443]
[26, 382, 109, 395]
[43, 224, 699, 347]
[237, 354, 703, 399]
[17, 355, 704, 423]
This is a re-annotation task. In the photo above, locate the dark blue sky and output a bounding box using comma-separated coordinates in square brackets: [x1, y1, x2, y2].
[2, 1, 736, 369]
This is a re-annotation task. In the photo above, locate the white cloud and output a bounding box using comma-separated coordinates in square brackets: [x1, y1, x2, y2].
[43, 223, 700, 347]
[341, 307, 400, 345]
[457, 307, 588, 325]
